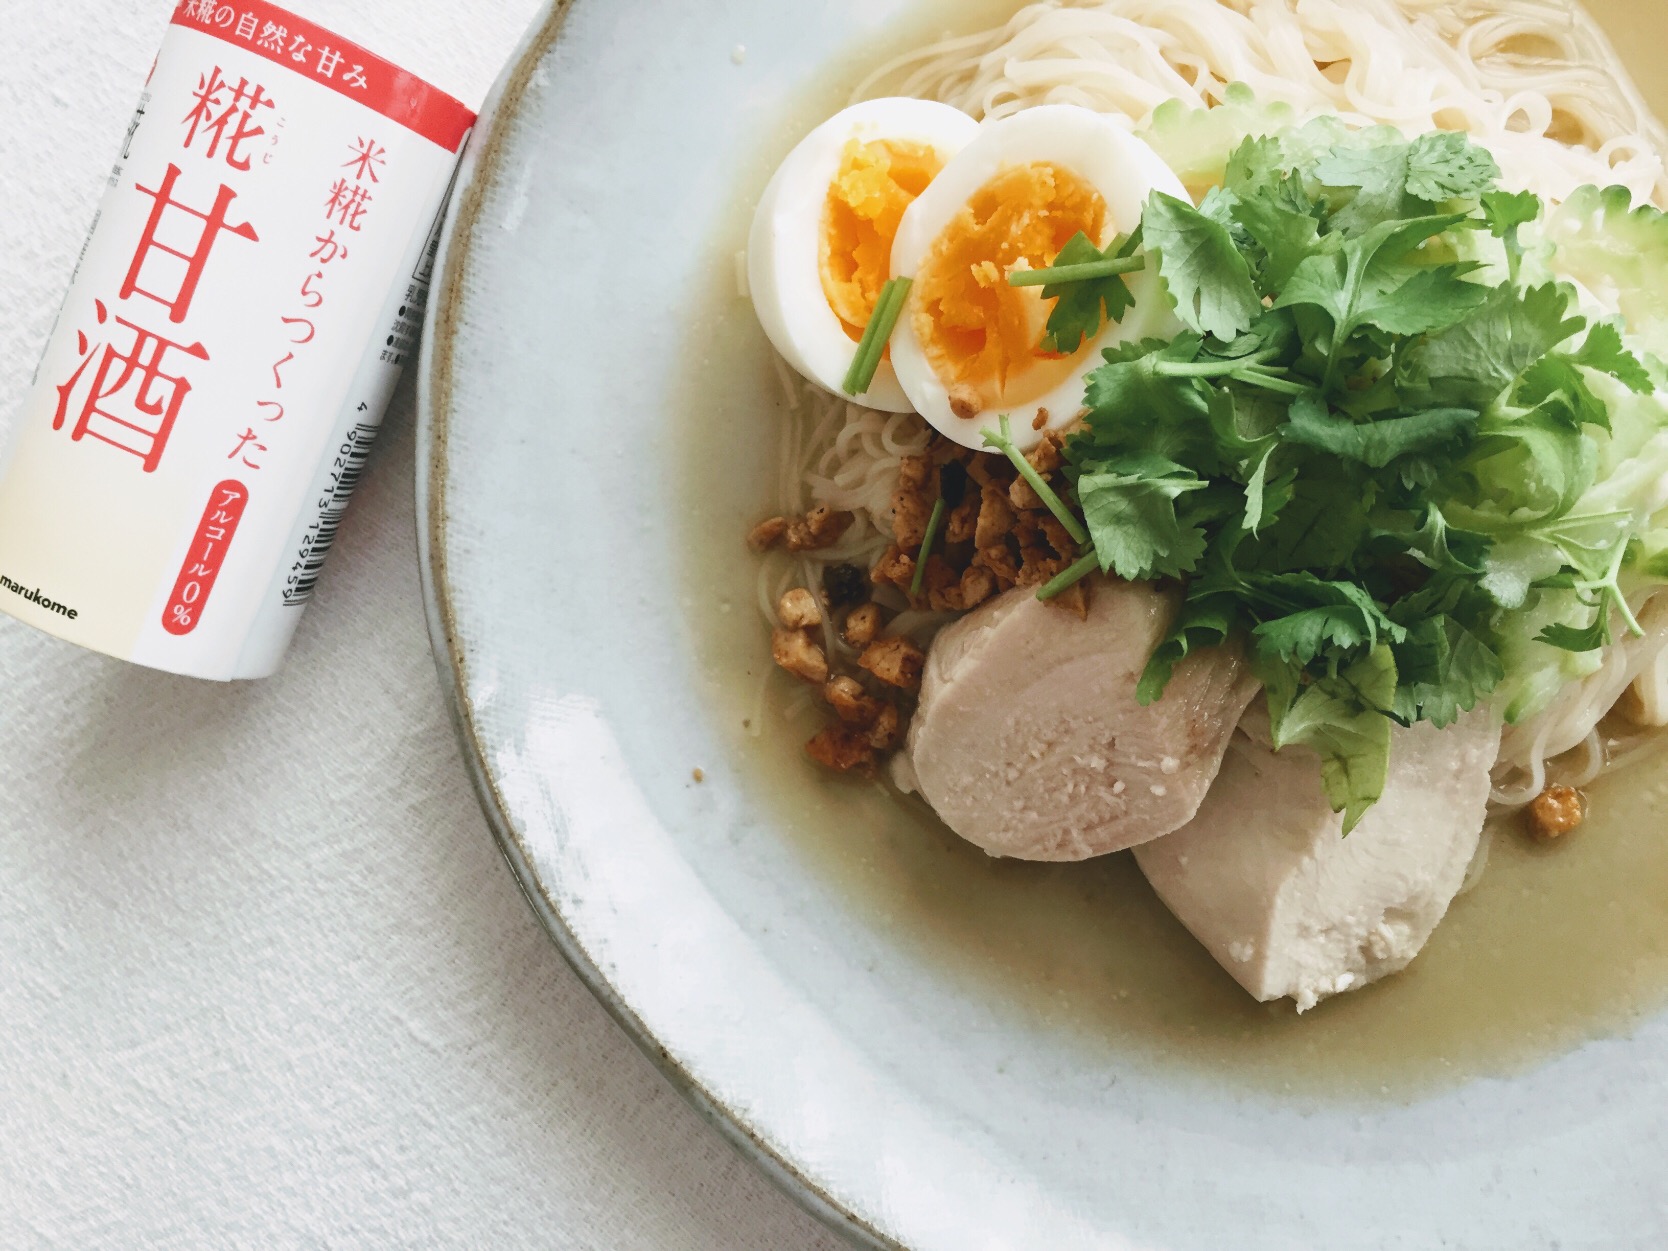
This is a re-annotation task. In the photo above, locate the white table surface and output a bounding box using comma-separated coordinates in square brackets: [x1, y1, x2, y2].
[0, 2, 845, 1246]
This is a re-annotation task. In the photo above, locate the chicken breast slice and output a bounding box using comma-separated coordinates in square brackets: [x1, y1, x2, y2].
[900, 581, 1259, 861]
[1133, 709, 1501, 1012]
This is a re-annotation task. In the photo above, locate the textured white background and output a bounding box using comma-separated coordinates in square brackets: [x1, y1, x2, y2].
[0, 1, 845, 1246]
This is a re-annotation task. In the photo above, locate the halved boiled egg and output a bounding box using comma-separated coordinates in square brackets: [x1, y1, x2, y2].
[888, 105, 1188, 450]
[748, 98, 979, 412]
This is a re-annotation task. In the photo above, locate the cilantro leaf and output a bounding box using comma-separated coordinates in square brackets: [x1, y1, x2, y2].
[1283, 394, 1479, 468]
[1390, 615, 1503, 727]
[1530, 511, 1634, 581]
[1081, 336, 1216, 460]
[1390, 613, 1449, 696]
[1501, 318, 1654, 437]
[1537, 614, 1610, 652]
[1243, 444, 1294, 535]
[1313, 137, 1412, 232]
[1417, 283, 1583, 406]
[1137, 592, 1237, 705]
[1142, 190, 1261, 341]
[1037, 230, 1141, 353]
[1314, 131, 1498, 232]
[1273, 236, 1452, 334]
[1231, 191, 1322, 290]
[1572, 321, 1652, 392]
[1404, 131, 1501, 203]
[1515, 356, 1613, 431]
[1362, 265, 1494, 336]
[1097, 335, 1174, 367]
[1423, 624, 1504, 726]
[1480, 188, 1540, 282]
[1244, 470, 1372, 572]
[1480, 188, 1541, 236]
[1077, 453, 1212, 580]
[1197, 185, 1242, 232]
[1223, 134, 1291, 199]
[1250, 574, 1403, 665]
[1529, 525, 1641, 653]
[1274, 214, 1485, 386]
[1262, 644, 1399, 832]
[1405, 505, 1491, 574]
[1205, 381, 1279, 459]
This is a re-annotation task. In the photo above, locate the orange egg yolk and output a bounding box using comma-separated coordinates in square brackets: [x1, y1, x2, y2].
[912, 162, 1109, 413]
[820, 138, 945, 342]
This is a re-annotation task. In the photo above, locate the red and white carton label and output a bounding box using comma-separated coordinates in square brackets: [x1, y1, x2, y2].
[0, 0, 474, 679]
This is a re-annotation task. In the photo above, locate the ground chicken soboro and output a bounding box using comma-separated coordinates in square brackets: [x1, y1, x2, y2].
[1527, 784, 1586, 839]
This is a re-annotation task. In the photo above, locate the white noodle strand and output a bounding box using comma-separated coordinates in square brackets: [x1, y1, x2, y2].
[853, 0, 1666, 204]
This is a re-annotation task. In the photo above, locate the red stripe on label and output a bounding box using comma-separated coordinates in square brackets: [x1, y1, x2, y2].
[169, 1, 475, 153]
[163, 480, 250, 636]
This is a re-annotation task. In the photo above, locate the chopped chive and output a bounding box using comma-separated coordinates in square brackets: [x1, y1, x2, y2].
[981, 415, 1089, 548]
[1036, 551, 1100, 601]
[909, 496, 947, 598]
[1008, 256, 1145, 287]
[842, 276, 913, 396]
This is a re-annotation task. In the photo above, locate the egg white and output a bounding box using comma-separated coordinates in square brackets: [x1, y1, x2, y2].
[747, 98, 978, 413]
[888, 104, 1189, 451]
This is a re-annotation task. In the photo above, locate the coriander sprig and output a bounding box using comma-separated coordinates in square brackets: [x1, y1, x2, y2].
[841, 276, 912, 397]
[998, 119, 1657, 831]
[1019, 228, 1145, 353]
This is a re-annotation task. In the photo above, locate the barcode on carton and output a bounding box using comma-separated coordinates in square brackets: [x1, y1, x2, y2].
[283, 421, 379, 604]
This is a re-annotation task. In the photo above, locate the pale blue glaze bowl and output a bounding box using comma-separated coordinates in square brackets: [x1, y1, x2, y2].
[416, 2, 1668, 1245]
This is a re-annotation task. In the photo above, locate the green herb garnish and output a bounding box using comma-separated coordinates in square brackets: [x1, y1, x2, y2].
[1036, 551, 1100, 601]
[909, 496, 947, 598]
[841, 276, 913, 397]
[1016, 229, 1145, 353]
[1008, 255, 1144, 287]
[1142, 192, 1261, 341]
[1010, 117, 1660, 830]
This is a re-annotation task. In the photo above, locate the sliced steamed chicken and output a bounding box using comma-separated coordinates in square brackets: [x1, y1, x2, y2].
[898, 582, 1259, 861]
[748, 98, 978, 411]
[887, 105, 1186, 450]
[1133, 709, 1501, 1012]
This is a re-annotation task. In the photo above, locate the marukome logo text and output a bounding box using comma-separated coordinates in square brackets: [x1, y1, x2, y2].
[0, 575, 78, 620]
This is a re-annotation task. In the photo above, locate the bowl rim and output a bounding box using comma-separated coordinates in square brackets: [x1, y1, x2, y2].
[412, 2, 893, 1246]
